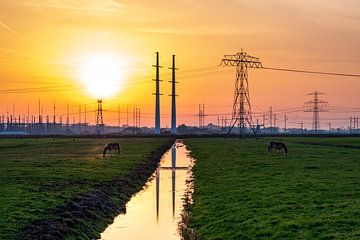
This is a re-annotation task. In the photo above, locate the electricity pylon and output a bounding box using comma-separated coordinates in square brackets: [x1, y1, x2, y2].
[96, 99, 104, 134]
[152, 52, 162, 134]
[169, 54, 178, 135]
[220, 49, 262, 137]
[304, 91, 328, 133]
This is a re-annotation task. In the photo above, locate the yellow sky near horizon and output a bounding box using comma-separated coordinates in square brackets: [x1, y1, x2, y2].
[0, 0, 360, 128]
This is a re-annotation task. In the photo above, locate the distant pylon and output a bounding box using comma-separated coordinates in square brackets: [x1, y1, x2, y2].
[117, 104, 120, 128]
[169, 54, 178, 135]
[53, 100, 56, 125]
[153, 52, 162, 134]
[78, 104, 81, 124]
[304, 91, 328, 133]
[66, 102, 69, 129]
[38, 98, 41, 124]
[198, 104, 205, 128]
[84, 105, 87, 124]
[96, 99, 104, 134]
[221, 49, 262, 137]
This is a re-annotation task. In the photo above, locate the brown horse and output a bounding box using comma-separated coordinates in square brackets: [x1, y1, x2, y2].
[103, 142, 121, 157]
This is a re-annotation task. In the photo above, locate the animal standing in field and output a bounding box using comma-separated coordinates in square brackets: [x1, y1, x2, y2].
[268, 141, 288, 155]
[103, 142, 121, 157]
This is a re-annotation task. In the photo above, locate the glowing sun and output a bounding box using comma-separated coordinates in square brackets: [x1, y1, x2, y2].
[79, 55, 124, 99]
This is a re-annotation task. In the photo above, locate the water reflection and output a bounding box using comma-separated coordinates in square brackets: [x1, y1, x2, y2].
[100, 140, 192, 240]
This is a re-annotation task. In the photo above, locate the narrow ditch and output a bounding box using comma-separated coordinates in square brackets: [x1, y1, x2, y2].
[100, 139, 195, 240]
[18, 139, 174, 240]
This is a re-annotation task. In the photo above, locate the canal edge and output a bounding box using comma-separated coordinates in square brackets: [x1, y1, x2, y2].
[17, 138, 176, 240]
[179, 145, 197, 240]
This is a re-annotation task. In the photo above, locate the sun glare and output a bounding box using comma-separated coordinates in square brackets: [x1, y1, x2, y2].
[79, 55, 124, 99]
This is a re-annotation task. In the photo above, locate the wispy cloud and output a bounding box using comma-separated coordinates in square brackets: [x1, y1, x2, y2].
[139, 24, 282, 36]
[18, 0, 125, 13]
[176, 0, 216, 12]
[0, 20, 17, 36]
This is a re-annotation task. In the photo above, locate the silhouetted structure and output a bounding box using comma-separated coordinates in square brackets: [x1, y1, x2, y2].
[96, 99, 104, 134]
[169, 54, 178, 135]
[221, 49, 262, 137]
[153, 52, 162, 134]
[304, 91, 328, 133]
[198, 104, 205, 128]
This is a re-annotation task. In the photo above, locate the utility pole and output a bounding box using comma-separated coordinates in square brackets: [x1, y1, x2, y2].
[269, 107, 273, 128]
[78, 104, 81, 124]
[96, 99, 104, 134]
[274, 114, 277, 130]
[53, 100, 56, 133]
[38, 98, 41, 124]
[153, 52, 162, 134]
[118, 104, 120, 129]
[304, 91, 328, 133]
[27, 104, 30, 124]
[132, 108, 140, 128]
[328, 122, 331, 132]
[198, 104, 201, 128]
[84, 105, 87, 125]
[198, 104, 205, 128]
[66, 102, 69, 128]
[220, 49, 262, 137]
[202, 104, 205, 129]
[53, 100, 56, 125]
[284, 115, 288, 132]
[127, 105, 129, 127]
[133, 107, 135, 128]
[169, 54, 178, 135]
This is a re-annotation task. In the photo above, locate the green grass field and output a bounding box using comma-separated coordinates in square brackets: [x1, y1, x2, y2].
[0, 137, 168, 239]
[185, 137, 360, 239]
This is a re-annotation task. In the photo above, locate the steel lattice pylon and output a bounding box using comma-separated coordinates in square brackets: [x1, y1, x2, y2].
[96, 99, 104, 134]
[304, 91, 328, 133]
[221, 49, 262, 137]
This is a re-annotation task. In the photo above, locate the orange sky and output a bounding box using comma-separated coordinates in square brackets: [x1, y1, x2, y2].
[0, 0, 360, 129]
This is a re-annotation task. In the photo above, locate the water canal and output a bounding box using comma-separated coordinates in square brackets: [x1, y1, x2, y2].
[100, 140, 194, 240]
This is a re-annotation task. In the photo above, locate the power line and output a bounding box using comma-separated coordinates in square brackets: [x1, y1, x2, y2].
[263, 67, 360, 78]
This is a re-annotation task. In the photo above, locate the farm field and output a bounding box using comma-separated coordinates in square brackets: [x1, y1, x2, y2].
[185, 137, 360, 239]
[0, 137, 169, 239]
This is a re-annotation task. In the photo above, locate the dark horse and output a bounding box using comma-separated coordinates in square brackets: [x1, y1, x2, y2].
[103, 142, 121, 157]
[268, 141, 288, 155]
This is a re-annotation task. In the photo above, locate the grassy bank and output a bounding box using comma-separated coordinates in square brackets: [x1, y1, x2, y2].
[185, 137, 360, 239]
[0, 138, 170, 239]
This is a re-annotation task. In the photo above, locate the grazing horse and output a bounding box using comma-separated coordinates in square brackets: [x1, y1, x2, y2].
[268, 141, 288, 155]
[103, 142, 121, 157]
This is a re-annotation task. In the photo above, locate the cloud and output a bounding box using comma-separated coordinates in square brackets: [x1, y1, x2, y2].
[139, 24, 282, 36]
[176, 0, 216, 12]
[0, 20, 17, 35]
[17, 0, 125, 13]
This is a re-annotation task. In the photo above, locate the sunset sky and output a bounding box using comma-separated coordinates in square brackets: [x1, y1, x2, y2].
[0, 0, 360, 129]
